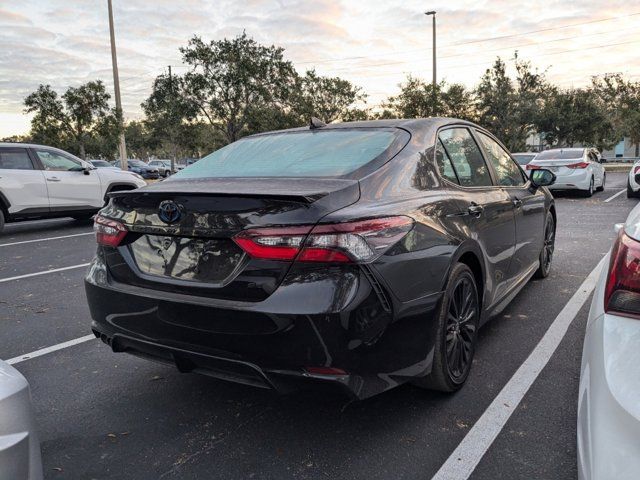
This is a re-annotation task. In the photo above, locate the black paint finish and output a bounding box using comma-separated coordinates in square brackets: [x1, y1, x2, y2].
[85, 118, 554, 399]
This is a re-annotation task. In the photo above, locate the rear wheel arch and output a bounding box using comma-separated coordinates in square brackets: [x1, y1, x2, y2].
[452, 247, 485, 311]
[0, 191, 10, 219]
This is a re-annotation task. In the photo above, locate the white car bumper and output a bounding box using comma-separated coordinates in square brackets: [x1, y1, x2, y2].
[548, 168, 592, 191]
[0, 361, 42, 480]
[578, 262, 640, 480]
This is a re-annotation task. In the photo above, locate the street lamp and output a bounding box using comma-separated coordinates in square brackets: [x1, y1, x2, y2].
[425, 10, 437, 115]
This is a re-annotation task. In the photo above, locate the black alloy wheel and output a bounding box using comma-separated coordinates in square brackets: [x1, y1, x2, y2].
[534, 212, 555, 279]
[584, 177, 594, 197]
[413, 263, 479, 392]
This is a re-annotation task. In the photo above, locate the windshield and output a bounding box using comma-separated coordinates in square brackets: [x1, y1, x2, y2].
[129, 160, 146, 167]
[535, 149, 583, 160]
[172, 129, 406, 179]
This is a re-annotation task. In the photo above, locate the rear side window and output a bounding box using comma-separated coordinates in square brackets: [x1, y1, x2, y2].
[438, 128, 493, 187]
[172, 129, 408, 179]
[476, 131, 525, 186]
[0, 148, 33, 170]
[435, 139, 459, 184]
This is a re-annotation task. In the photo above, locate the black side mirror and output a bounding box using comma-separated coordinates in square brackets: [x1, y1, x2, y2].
[530, 169, 556, 188]
[83, 166, 91, 175]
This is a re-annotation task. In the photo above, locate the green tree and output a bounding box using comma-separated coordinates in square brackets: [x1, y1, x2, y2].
[475, 56, 548, 151]
[381, 76, 475, 120]
[23, 81, 119, 159]
[180, 32, 297, 144]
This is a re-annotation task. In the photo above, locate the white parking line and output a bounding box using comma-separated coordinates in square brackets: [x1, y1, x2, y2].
[0, 232, 93, 248]
[603, 188, 626, 203]
[432, 255, 607, 480]
[0, 263, 91, 283]
[6, 335, 95, 365]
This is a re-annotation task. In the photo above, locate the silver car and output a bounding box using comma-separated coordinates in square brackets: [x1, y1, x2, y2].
[0, 360, 42, 479]
[578, 204, 640, 479]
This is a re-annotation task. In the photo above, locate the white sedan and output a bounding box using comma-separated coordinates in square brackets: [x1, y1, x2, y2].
[527, 147, 605, 197]
[577, 204, 640, 479]
[627, 160, 640, 198]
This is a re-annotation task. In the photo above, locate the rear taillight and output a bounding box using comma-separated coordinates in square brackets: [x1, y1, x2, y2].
[634, 166, 640, 175]
[604, 231, 640, 318]
[233, 216, 414, 264]
[94, 214, 127, 247]
[566, 162, 590, 169]
[526, 164, 540, 170]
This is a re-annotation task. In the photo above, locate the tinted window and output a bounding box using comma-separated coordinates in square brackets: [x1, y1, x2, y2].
[476, 132, 525, 187]
[535, 149, 583, 160]
[435, 139, 459, 184]
[0, 149, 33, 170]
[172, 129, 406, 179]
[36, 150, 81, 171]
[91, 160, 112, 167]
[438, 128, 493, 187]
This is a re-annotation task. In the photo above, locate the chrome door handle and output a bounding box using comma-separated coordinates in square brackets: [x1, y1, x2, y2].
[46, 177, 61, 182]
[468, 203, 484, 217]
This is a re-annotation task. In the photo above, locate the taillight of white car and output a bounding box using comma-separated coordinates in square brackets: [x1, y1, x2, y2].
[605, 230, 640, 318]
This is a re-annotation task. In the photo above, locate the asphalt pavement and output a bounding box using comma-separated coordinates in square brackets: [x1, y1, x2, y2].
[0, 173, 636, 480]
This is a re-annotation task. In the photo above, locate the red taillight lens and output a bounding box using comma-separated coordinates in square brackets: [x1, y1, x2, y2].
[604, 231, 640, 318]
[634, 166, 640, 175]
[94, 214, 127, 247]
[232, 216, 414, 264]
[566, 162, 590, 169]
[305, 366, 348, 376]
[526, 164, 540, 170]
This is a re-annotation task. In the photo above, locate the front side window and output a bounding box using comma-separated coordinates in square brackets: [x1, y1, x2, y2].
[438, 128, 493, 187]
[0, 149, 33, 170]
[476, 132, 525, 187]
[36, 150, 82, 171]
[172, 129, 407, 179]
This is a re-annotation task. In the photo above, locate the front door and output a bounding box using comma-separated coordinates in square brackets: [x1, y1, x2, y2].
[475, 130, 545, 280]
[33, 148, 102, 210]
[0, 146, 49, 215]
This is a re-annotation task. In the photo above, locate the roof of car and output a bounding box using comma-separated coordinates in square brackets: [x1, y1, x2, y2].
[251, 117, 479, 137]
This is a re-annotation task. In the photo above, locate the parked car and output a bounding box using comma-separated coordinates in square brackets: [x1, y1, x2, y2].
[577, 194, 640, 480]
[627, 159, 640, 198]
[125, 159, 160, 179]
[526, 147, 605, 197]
[0, 360, 43, 480]
[148, 159, 173, 177]
[88, 159, 120, 170]
[0, 143, 146, 233]
[85, 118, 556, 400]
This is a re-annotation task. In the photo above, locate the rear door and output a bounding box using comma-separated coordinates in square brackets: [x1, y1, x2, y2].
[438, 127, 515, 305]
[475, 130, 545, 280]
[589, 150, 605, 186]
[33, 148, 102, 209]
[0, 147, 49, 215]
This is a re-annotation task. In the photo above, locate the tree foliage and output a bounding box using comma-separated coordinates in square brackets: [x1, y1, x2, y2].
[24, 81, 119, 159]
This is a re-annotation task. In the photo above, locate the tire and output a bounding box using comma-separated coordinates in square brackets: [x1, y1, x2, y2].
[412, 263, 480, 392]
[0, 209, 4, 235]
[596, 173, 605, 192]
[534, 212, 555, 279]
[628, 181, 639, 199]
[583, 177, 594, 197]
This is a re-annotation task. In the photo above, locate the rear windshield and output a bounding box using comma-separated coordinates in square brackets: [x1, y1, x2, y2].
[171, 129, 407, 179]
[535, 150, 583, 160]
[512, 153, 536, 165]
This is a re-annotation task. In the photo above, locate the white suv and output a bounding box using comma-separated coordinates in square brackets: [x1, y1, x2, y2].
[0, 143, 146, 233]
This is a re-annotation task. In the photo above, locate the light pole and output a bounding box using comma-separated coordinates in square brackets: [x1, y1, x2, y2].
[107, 0, 127, 170]
[425, 10, 437, 115]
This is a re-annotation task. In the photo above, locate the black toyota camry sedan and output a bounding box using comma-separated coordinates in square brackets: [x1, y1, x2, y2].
[85, 118, 556, 399]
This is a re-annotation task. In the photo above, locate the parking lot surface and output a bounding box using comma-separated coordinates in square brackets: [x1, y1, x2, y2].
[1, 173, 636, 480]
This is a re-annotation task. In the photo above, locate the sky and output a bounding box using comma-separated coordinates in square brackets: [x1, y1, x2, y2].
[2, 0, 640, 137]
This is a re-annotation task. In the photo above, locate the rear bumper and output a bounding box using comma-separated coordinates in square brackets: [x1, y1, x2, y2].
[85, 255, 442, 400]
[548, 169, 591, 190]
